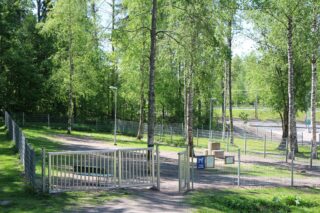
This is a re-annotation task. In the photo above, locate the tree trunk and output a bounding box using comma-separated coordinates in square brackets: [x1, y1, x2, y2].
[227, 19, 234, 144]
[287, 16, 298, 154]
[147, 0, 157, 149]
[311, 9, 318, 159]
[222, 61, 227, 140]
[37, 0, 41, 22]
[187, 80, 193, 156]
[184, 63, 187, 139]
[137, 58, 146, 140]
[67, 12, 74, 134]
[198, 99, 201, 127]
[278, 106, 289, 149]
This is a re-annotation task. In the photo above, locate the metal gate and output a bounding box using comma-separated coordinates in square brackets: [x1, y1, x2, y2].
[178, 147, 191, 192]
[48, 147, 160, 193]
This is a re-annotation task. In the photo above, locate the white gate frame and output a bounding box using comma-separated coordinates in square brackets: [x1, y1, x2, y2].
[47, 146, 160, 193]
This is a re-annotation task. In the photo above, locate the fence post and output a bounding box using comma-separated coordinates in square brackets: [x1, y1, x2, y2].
[196, 128, 199, 147]
[191, 146, 194, 190]
[244, 133, 247, 155]
[271, 129, 273, 142]
[42, 148, 46, 193]
[47, 114, 50, 129]
[48, 153, 51, 193]
[291, 148, 295, 187]
[118, 150, 121, 187]
[178, 153, 181, 193]
[156, 144, 160, 190]
[310, 142, 313, 169]
[187, 145, 190, 191]
[170, 127, 173, 144]
[285, 138, 288, 163]
[302, 132, 304, 145]
[113, 151, 117, 185]
[264, 133, 266, 158]
[226, 132, 229, 152]
[237, 148, 240, 186]
[22, 112, 25, 126]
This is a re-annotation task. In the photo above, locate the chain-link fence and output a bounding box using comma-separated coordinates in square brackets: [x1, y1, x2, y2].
[5, 111, 37, 189]
[194, 141, 320, 188]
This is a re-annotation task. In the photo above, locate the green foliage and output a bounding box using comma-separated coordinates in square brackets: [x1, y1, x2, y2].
[187, 188, 320, 213]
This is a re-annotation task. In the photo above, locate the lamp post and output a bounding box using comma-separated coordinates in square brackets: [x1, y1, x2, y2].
[209, 98, 216, 140]
[110, 86, 117, 145]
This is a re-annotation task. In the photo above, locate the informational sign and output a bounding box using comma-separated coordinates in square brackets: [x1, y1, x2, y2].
[225, 156, 235, 164]
[197, 156, 205, 169]
[206, 156, 215, 168]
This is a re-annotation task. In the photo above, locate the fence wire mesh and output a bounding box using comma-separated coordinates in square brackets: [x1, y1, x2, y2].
[5, 111, 37, 188]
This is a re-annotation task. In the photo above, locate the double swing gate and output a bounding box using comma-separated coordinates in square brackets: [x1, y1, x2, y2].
[47, 147, 160, 193]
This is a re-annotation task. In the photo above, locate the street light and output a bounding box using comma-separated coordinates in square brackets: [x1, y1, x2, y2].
[109, 86, 117, 145]
[209, 98, 216, 140]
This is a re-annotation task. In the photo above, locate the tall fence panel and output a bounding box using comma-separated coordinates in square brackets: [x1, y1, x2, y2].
[4, 111, 37, 188]
[178, 148, 190, 193]
[48, 147, 159, 193]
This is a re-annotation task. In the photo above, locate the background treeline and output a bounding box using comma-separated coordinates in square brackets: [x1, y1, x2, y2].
[0, 0, 319, 135]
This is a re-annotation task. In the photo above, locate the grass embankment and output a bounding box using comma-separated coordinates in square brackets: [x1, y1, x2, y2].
[0, 126, 127, 213]
[187, 187, 320, 213]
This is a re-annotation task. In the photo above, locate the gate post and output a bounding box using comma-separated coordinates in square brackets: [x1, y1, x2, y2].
[156, 144, 160, 190]
[42, 148, 46, 193]
[118, 150, 122, 187]
[48, 153, 51, 193]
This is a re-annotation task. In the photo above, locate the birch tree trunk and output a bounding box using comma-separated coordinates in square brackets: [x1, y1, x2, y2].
[67, 6, 74, 135]
[137, 50, 146, 140]
[311, 8, 318, 159]
[147, 0, 157, 149]
[222, 61, 227, 140]
[287, 16, 298, 154]
[227, 19, 234, 144]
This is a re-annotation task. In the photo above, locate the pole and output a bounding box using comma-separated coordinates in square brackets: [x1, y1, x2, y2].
[209, 99, 212, 141]
[302, 132, 304, 146]
[42, 148, 46, 193]
[310, 142, 313, 169]
[47, 114, 50, 129]
[197, 128, 199, 147]
[271, 129, 272, 142]
[170, 127, 173, 144]
[264, 133, 266, 158]
[22, 112, 25, 126]
[285, 138, 288, 163]
[291, 148, 294, 187]
[114, 90, 117, 145]
[156, 144, 160, 190]
[178, 153, 181, 193]
[244, 133, 247, 155]
[237, 148, 240, 186]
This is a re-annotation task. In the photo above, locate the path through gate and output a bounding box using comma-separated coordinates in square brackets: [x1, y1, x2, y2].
[48, 147, 160, 193]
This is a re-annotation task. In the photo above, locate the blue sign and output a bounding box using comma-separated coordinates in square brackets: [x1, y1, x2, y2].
[197, 156, 205, 169]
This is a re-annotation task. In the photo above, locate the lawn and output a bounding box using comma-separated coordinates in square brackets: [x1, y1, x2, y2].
[0, 126, 128, 213]
[187, 187, 320, 213]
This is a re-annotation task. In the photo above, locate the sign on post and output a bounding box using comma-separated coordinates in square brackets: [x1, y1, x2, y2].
[225, 156, 235, 164]
[197, 156, 205, 169]
[206, 155, 215, 168]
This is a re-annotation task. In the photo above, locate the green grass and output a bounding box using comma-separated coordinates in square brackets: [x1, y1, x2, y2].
[187, 187, 320, 213]
[0, 126, 128, 213]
